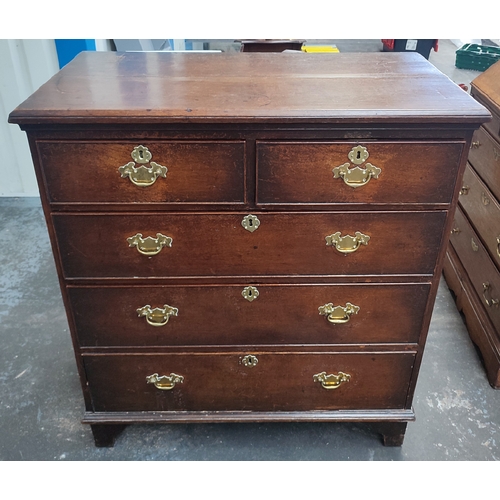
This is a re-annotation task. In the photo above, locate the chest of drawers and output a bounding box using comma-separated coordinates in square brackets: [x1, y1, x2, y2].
[444, 61, 500, 388]
[9, 51, 489, 447]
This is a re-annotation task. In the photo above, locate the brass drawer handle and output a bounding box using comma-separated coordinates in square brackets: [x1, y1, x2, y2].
[471, 238, 479, 252]
[459, 186, 469, 195]
[494, 148, 500, 162]
[332, 145, 381, 188]
[325, 231, 370, 254]
[146, 373, 184, 390]
[318, 302, 360, 324]
[119, 145, 167, 187]
[471, 141, 481, 149]
[137, 304, 178, 326]
[313, 371, 351, 390]
[451, 227, 461, 235]
[127, 232, 172, 256]
[482, 282, 499, 308]
[497, 236, 500, 258]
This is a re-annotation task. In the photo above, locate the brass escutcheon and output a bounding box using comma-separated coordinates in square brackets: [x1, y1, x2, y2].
[241, 214, 260, 232]
[313, 371, 351, 390]
[318, 302, 360, 324]
[471, 141, 481, 149]
[242, 355, 259, 367]
[471, 238, 479, 252]
[451, 227, 461, 235]
[460, 186, 469, 195]
[482, 282, 499, 308]
[481, 192, 490, 206]
[137, 304, 178, 327]
[118, 145, 168, 187]
[332, 145, 381, 188]
[127, 233, 172, 256]
[146, 373, 184, 390]
[242, 286, 259, 302]
[325, 231, 370, 254]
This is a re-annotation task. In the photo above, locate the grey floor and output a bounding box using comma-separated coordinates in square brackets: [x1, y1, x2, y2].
[2, 40, 500, 461]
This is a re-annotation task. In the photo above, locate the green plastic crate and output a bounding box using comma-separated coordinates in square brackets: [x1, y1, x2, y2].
[455, 43, 500, 71]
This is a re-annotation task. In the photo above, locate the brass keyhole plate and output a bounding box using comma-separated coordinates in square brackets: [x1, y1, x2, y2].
[242, 355, 259, 367]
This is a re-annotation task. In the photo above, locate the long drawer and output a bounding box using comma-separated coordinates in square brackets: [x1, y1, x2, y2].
[83, 351, 416, 412]
[53, 211, 447, 278]
[449, 205, 500, 332]
[459, 163, 500, 269]
[256, 141, 464, 205]
[468, 127, 500, 202]
[36, 141, 246, 204]
[68, 283, 430, 347]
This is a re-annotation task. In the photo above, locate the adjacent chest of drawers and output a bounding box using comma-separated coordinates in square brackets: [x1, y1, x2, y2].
[444, 61, 500, 388]
[9, 51, 488, 447]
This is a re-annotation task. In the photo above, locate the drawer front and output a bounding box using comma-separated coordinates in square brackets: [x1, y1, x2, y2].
[37, 141, 245, 204]
[84, 351, 416, 412]
[468, 127, 500, 202]
[69, 283, 430, 347]
[449, 206, 500, 331]
[256, 141, 464, 205]
[459, 163, 500, 268]
[53, 211, 447, 278]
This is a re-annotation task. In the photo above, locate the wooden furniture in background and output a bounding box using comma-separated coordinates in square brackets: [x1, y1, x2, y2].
[238, 39, 304, 52]
[9, 51, 488, 447]
[444, 61, 500, 388]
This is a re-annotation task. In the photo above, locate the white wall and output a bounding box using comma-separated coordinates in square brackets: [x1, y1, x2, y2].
[0, 39, 60, 196]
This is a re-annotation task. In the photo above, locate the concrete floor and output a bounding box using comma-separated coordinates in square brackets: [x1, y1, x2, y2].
[1, 40, 500, 461]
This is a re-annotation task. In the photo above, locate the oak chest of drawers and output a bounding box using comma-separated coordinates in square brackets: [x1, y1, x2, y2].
[444, 61, 500, 387]
[9, 51, 489, 447]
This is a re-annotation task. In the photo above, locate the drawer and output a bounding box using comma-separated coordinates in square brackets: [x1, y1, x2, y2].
[449, 206, 500, 332]
[256, 141, 464, 205]
[83, 351, 416, 412]
[468, 127, 500, 201]
[53, 211, 447, 278]
[36, 141, 245, 204]
[459, 163, 500, 269]
[69, 283, 430, 347]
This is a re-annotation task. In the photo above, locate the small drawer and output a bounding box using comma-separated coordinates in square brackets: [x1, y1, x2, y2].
[468, 127, 500, 202]
[53, 211, 447, 278]
[471, 89, 500, 142]
[36, 141, 245, 205]
[68, 282, 430, 347]
[449, 206, 500, 332]
[459, 163, 500, 269]
[83, 351, 416, 412]
[256, 141, 464, 205]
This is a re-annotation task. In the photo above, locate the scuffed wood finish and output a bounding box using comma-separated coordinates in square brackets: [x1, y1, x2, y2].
[8, 52, 489, 446]
[459, 164, 500, 269]
[37, 140, 246, 204]
[83, 351, 416, 412]
[52, 211, 447, 278]
[9, 52, 489, 125]
[444, 61, 500, 388]
[69, 283, 430, 347]
[257, 141, 464, 205]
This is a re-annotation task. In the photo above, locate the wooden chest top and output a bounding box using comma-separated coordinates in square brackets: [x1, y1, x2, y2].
[9, 51, 490, 125]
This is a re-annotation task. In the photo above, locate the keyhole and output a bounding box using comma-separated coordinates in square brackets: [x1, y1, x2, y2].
[356, 150, 361, 160]
[139, 150, 144, 160]
[248, 289, 253, 297]
[248, 219, 253, 227]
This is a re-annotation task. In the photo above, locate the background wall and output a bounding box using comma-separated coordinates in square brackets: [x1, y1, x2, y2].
[0, 39, 60, 196]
